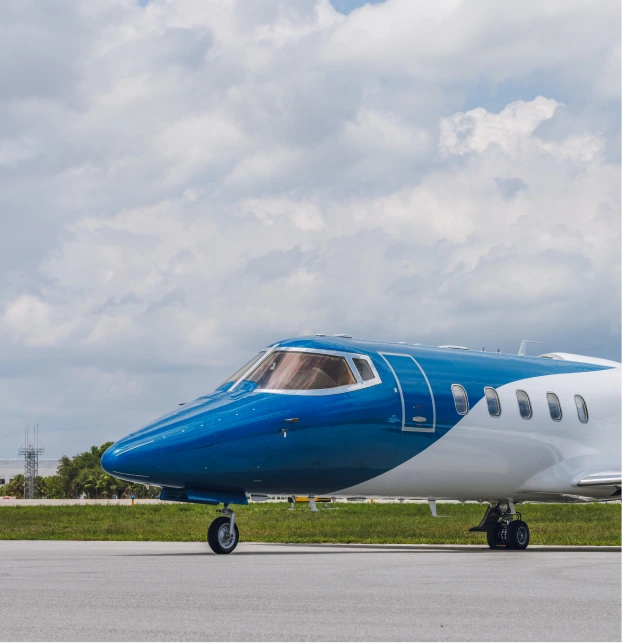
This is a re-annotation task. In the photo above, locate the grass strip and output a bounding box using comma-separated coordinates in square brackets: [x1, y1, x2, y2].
[0, 502, 620, 546]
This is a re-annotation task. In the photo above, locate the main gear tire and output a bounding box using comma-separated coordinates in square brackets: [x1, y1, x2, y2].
[486, 523, 505, 549]
[506, 520, 530, 550]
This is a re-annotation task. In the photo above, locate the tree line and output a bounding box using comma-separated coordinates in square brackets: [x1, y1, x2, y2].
[0, 442, 159, 499]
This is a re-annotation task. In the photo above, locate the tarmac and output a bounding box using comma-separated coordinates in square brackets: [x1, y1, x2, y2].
[0, 541, 619, 641]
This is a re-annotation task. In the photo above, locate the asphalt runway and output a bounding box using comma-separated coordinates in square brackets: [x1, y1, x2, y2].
[0, 541, 619, 642]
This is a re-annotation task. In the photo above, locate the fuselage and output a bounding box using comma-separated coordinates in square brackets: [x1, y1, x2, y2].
[101, 336, 621, 504]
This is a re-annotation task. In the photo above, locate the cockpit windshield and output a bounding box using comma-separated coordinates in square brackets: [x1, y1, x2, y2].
[220, 351, 266, 388]
[245, 350, 357, 390]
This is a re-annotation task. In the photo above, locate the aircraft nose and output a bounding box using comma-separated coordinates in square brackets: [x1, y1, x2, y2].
[101, 438, 160, 482]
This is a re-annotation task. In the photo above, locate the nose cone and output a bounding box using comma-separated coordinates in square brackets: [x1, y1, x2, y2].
[101, 438, 160, 483]
[100, 445, 116, 475]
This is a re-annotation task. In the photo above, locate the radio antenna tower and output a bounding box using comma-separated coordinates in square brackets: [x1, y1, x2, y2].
[18, 423, 45, 499]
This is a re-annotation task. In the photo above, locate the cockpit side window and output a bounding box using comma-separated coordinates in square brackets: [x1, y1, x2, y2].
[353, 357, 375, 382]
[246, 351, 357, 390]
[220, 351, 266, 388]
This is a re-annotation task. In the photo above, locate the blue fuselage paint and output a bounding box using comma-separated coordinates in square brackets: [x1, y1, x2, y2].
[101, 337, 610, 498]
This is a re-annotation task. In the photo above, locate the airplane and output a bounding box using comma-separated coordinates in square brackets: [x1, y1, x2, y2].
[101, 335, 621, 554]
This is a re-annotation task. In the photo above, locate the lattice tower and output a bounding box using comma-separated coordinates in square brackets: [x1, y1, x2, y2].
[18, 424, 45, 499]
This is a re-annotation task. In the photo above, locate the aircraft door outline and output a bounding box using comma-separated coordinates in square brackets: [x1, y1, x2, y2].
[379, 352, 436, 433]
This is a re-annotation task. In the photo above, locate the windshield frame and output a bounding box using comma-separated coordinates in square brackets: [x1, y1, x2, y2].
[228, 346, 382, 395]
[217, 350, 268, 390]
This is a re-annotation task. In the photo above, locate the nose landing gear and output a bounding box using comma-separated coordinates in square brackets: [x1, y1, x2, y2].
[471, 500, 530, 550]
[207, 504, 239, 554]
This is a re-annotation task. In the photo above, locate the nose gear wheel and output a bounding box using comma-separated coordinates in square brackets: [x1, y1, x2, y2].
[207, 516, 240, 554]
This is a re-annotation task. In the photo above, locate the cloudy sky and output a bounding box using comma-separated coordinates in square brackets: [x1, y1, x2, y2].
[1, 0, 620, 457]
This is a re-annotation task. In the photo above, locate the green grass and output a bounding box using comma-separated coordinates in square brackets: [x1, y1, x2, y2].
[0, 502, 620, 545]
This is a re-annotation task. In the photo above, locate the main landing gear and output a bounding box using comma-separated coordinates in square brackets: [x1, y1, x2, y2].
[207, 504, 239, 554]
[470, 500, 530, 550]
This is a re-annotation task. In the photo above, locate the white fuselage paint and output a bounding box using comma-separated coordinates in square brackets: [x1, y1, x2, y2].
[335, 367, 621, 501]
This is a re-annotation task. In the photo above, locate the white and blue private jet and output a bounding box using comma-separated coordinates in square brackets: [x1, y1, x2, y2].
[101, 336, 621, 554]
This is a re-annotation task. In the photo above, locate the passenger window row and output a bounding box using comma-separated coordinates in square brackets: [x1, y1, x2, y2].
[450, 385, 589, 423]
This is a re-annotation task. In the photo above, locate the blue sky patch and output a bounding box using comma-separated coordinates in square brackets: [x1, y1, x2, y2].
[331, 0, 386, 15]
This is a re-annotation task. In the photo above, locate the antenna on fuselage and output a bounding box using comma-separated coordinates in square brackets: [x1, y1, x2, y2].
[518, 340, 541, 356]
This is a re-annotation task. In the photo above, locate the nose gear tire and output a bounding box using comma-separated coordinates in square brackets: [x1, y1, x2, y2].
[207, 516, 240, 554]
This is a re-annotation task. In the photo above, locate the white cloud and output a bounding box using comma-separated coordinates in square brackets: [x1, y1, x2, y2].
[439, 97, 606, 163]
[342, 108, 432, 159]
[439, 97, 560, 156]
[2, 295, 76, 347]
[243, 196, 326, 231]
[0, 0, 619, 455]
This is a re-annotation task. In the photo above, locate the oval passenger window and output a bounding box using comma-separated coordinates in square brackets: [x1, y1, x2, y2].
[546, 392, 562, 421]
[574, 395, 589, 423]
[516, 390, 532, 419]
[451, 384, 469, 415]
[484, 387, 501, 417]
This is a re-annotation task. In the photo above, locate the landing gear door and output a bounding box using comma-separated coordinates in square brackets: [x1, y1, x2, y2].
[380, 353, 435, 433]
